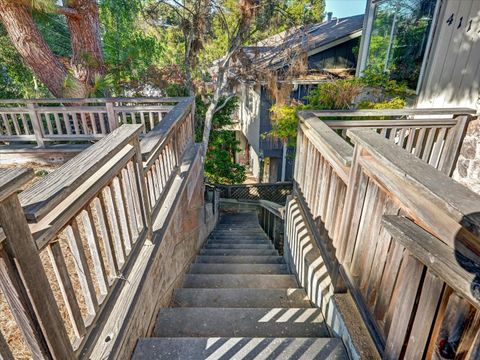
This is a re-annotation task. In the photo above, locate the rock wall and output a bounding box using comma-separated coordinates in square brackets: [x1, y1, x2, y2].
[453, 119, 480, 194]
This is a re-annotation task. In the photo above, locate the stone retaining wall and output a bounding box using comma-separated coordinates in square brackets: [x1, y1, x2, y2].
[454, 119, 480, 194]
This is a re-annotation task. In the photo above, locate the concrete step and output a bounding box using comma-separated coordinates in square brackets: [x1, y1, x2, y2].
[195, 255, 285, 264]
[154, 308, 329, 338]
[207, 239, 272, 245]
[199, 249, 278, 256]
[172, 288, 311, 308]
[188, 263, 288, 274]
[182, 274, 297, 288]
[133, 337, 348, 359]
[204, 243, 274, 250]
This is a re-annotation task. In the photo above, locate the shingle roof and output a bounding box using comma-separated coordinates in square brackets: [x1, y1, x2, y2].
[242, 14, 364, 70]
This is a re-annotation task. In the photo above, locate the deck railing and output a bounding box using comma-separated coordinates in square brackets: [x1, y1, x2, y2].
[301, 108, 475, 176]
[0, 98, 195, 359]
[0, 97, 188, 147]
[293, 109, 480, 358]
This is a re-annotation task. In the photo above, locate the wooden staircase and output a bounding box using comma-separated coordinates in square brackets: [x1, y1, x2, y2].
[133, 212, 347, 359]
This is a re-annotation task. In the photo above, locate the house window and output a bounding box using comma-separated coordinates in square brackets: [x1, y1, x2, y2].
[365, 0, 438, 90]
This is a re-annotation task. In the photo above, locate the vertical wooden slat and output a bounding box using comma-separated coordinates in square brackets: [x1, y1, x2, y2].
[384, 253, 424, 359]
[10, 113, 21, 135]
[413, 127, 427, 157]
[421, 128, 437, 163]
[47, 241, 86, 339]
[0, 193, 73, 359]
[99, 113, 107, 134]
[80, 209, 108, 297]
[80, 113, 88, 135]
[0, 248, 49, 359]
[72, 113, 80, 134]
[404, 270, 444, 359]
[54, 113, 62, 135]
[91, 197, 118, 280]
[119, 170, 139, 240]
[110, 177, 132, 255]
[99, 188, 125, 268]
[127, 161, 144, 231]
[45, 113, 54, 135]
[65, 219, 99, 317]
[429, 127, 447, 168]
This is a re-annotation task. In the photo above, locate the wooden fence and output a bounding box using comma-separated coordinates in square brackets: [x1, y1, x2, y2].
[294, 109, 480, 358]
[0, 98, 194, 359]
[216, 182, 293, 205]
[0, 97, 189, 147]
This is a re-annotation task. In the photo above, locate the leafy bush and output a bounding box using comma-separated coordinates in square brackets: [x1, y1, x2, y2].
[304, 80, 364, 110]
[264, 104, 299, 146]
[202, 96, 247, 184]
[358, 97, 407, 110]
[359, 66, 413, 99]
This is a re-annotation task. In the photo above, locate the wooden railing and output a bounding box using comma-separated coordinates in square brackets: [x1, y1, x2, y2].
[293, 109, 480, 358]
[0, 98, 195, 358]
[300, 108, 475, 175]
[0, 97, 187, 147]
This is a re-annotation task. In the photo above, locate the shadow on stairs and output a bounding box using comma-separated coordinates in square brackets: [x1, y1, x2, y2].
[133, 212, 347, 359]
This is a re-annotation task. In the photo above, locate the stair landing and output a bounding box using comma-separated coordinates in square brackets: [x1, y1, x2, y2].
[133, 212, 347, 359]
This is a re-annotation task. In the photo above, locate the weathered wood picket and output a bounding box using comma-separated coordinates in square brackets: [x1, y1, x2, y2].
[294, 109, 480, 358]
[0, 98, 194, 359]
[0, 97, 186, 147]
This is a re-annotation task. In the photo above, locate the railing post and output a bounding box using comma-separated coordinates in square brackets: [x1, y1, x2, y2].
[105, 101, 118, 133]
[27, 103, 45, 148]
[0, 169, 73, 359]
[131, 136, 153, 240]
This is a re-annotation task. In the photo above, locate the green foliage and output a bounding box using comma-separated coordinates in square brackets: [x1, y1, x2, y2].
[304, 80, 363, 110]
[203, 96, 246, 184]
[360, 66, 412, 99]
[264, 104, 299, 146]
[99, 0, 164, 95]
[0, 24, 49, 98]
[358, 97, 406, 110]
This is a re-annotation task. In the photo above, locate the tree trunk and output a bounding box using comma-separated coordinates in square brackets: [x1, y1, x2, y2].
[0, 1, 85, 97]
[64, 0, 105, 92]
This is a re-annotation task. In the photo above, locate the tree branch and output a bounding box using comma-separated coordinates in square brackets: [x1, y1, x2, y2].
[55, 6, 80, 18]
[213, 94, 235, 115]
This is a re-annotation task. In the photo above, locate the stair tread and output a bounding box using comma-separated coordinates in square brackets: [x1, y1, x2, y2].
[188, 263, 288, 274]
[195, 255, 285, 264]
[200, 249, 279, 256]
[205, 244, 274, 249]
[133, 337, 347, 359]
[154, 308, 329, 338]
[183, 274, 297, 288]
[172, 288, 311, 308]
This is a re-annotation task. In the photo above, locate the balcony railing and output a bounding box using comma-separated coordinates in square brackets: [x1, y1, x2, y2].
[292, 108, 480, 358]
[0, 97, 195, 359]
[0, 97, 190, 147]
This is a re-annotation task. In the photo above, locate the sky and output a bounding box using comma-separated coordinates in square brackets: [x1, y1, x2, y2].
[325, 0, 367, 18]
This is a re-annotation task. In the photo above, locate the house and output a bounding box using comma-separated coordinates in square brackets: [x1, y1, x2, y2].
[234, 13, 365, 183]
[357, 0, 480, 193]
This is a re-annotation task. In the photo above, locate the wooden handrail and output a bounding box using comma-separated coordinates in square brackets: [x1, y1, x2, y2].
[140, 97, 194, 162]
[382, 215, 480, 309]
[0, 97, 188, 105]
[20, 125, 144, 223]
[292, 108, 480, 357]
[300, 108, 477, 118]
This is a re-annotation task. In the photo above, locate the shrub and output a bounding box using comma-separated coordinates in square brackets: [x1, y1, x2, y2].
[304, 80, 363, 110]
